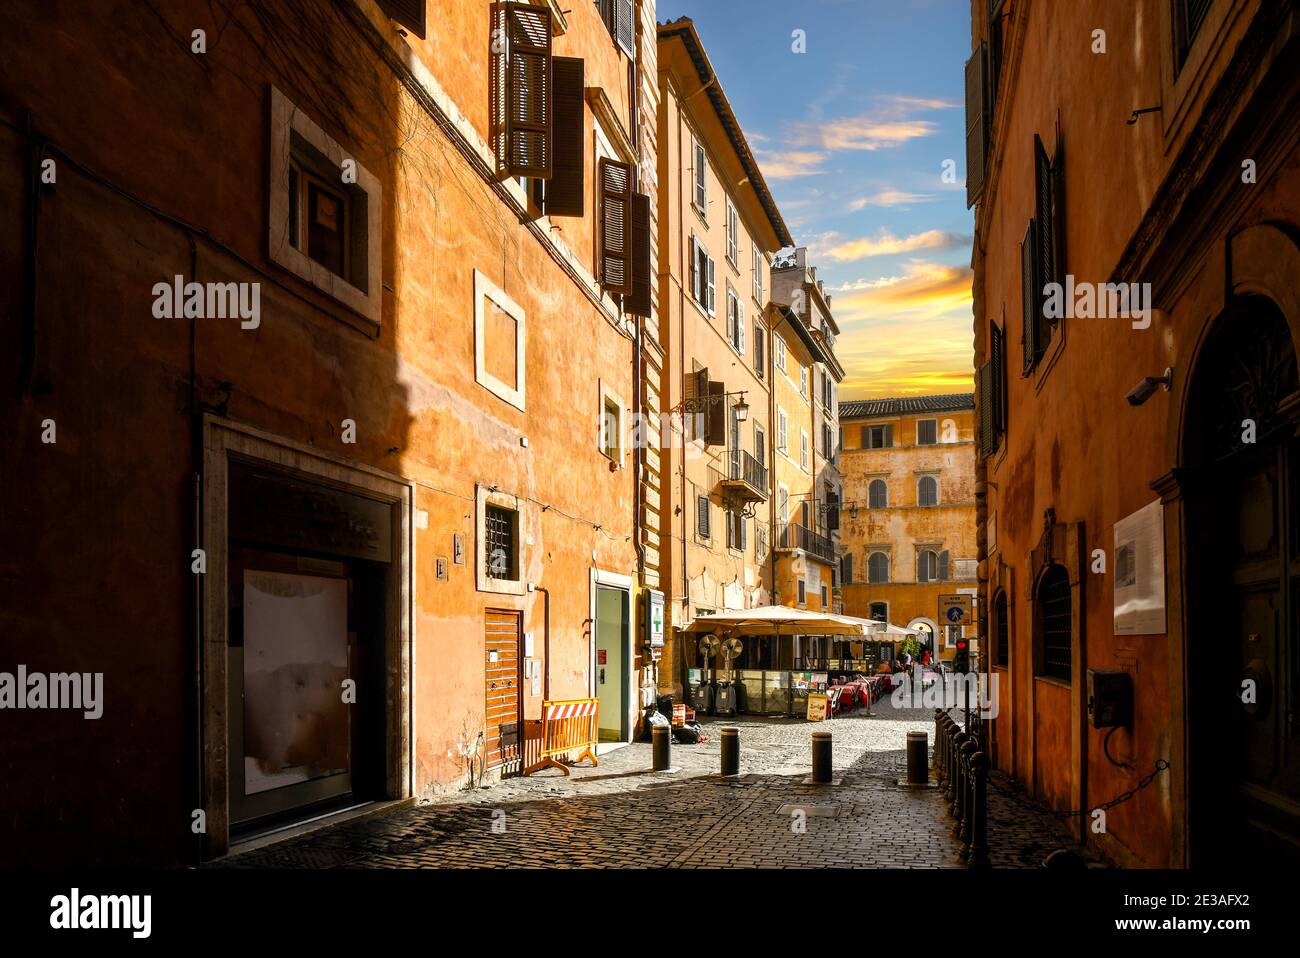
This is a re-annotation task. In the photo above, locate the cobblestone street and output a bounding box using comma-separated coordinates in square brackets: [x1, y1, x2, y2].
[216, 698, 1092, 869]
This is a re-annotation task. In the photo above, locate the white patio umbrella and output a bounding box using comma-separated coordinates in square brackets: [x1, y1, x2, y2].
[682, 605, 870, 637]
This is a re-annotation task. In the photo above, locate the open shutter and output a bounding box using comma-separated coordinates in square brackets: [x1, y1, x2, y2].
[706, 381, 726, 445]
[625, 192, 651, 316]
[1021, 220, 1038, 373]
[884, 424, 894, 448]
[599, 158, 632, 294]
[688, 235, 699, 304]
[503, 3, 552, 178]
[964, 43, 988, 208]
[706, 257, 716, 315]
[991, 323, 1005, 434]
[978, 360, 996, 457]
[377, 0, 426, 37]
[614, 0, 636, 59]
[1050, 129, 1066, 315]
[1034, 134, 1055, 327]
[842, 554, 853, 585]
[545, 57, 584, 216]
[938, 550, 950, 582]
[737, 299, 745, 354]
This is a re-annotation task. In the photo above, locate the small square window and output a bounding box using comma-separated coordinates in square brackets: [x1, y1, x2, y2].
[485, 505, 518, 581]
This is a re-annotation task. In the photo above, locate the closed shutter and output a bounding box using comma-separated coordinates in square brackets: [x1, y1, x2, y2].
[500, 3, 552, 178]
[697, 495, 710, 538]
[614, 0, 636, 59]
[545, 57, 585, 217]
[1034, 134, 1055, 328]
[990, 322, 1005, 433]
[625, 192, 652, 315]
[1021, 220, 1038, 373]
[599, 158, 632, 294]
[827, 505, 839, 531]
[737, 299, 745, 354]
[978, 360, 996, 457]
[707, 255, 716, 315]
[1050, 130, 1066, 318]
[964, 43, 988, 208]
[740, 514, 747, 552]
[755, 326, 764, 376]
[377, 0, 426, 37]
[938, 550, 950, 582]
[688, 235, 698, 303]
[842, 553, 853, 584]
[484, 610, 523, 773]
[706, 381, 726, 445]
[884, 424, 894, 448]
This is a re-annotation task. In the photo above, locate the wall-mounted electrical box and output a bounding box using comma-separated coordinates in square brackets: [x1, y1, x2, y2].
[1087, 669, 1133, 728]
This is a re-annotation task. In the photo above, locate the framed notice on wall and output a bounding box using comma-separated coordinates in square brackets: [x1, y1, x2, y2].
[1113, 499, 1166, 635]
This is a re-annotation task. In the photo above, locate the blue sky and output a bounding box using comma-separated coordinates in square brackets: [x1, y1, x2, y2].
[658, 0, 976, 399]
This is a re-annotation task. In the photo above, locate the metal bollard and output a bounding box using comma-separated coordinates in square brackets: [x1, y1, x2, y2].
[950, 732, 968, 814]
[958, 739, 977, 845]
[811, 731, 833, 783]
[721, 726, 739, 776]
[906, 730, 929, 785]
[933, 710, 944, 772]
[968, 751, 990, 869]
[652, 724, 671, 771]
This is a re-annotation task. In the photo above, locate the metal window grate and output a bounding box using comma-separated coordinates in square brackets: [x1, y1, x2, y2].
[485, 505, 516, 580]
[1038, 565, 1072, 680]
[995, 591, 1009, 667]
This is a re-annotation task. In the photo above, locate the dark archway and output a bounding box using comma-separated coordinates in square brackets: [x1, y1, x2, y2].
[1184, 295, 1300, 865]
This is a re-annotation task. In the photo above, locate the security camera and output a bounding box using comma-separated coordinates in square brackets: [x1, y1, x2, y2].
[1126, 368, 1173, 406]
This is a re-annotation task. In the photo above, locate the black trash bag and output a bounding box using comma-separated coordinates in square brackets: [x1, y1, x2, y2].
[673, 721, 708, 745]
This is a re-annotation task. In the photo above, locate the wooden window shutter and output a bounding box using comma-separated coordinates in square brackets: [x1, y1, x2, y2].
[755, 326, 764, 375]
[1050, 129, 1066, 315]
[977, 360, 996, 458]
[688, 235, 698, 303]
[377, 0, 426, 38]
[964, 43, 988, 208]
[740, 514, 748, 552]
[938, 550, 950, 582]
[884, 424, 893, 447]
[991, 322, 1005, 433]
[614, 0, 636, 59]
[707, 255, 716, 315]
[706, 381, 726, 446]
[625, 192, 651, 315]
[503, 3, 552, 178]
[1021, 220, 1039, 373]
[599, 158, 632, 294]
[698, 495, 710, 538]
[1034, 134, 1056, 325]
[545, 57, 585, 217]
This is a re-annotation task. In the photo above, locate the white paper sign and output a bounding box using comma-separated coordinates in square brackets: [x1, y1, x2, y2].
[1114, 499, 1166, 635]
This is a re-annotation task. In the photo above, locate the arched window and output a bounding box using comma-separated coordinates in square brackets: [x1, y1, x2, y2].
[868, 552, 890, 583]
[917, 550, 939, 582]
[868, 479, 888, 509]
[917, 475, 938, 506]
[994, 590, 1009, 668]
[1036, 565, 1072, 680]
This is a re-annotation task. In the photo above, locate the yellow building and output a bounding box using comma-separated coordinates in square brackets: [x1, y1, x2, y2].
[655, 18, 791, 695]
[839, 395, 977, 660]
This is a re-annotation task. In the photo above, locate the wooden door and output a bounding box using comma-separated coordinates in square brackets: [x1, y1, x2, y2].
[485, 609, 523, 775]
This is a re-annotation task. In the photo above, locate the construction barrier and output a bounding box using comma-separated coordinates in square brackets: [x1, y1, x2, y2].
[526, 697, 599, 776]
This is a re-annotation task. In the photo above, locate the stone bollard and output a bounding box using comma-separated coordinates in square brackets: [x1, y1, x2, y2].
[811, 730, 833, 783]
[906, 730, 929, 785]
[652, 724, 671, 771]
[958, 739, 978, 845]
[969, 751, 990, 869]
[721, 726, 739, 776]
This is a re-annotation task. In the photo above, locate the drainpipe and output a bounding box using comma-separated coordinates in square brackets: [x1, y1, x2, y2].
[535, 586, 551, 701]
[187, 235, 205, 865]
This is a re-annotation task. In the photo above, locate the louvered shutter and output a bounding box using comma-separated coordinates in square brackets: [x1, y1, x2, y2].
[755, 325, 764, 374]
[1034, 134, 1055, 328]
[706, 381, 726, 446]
[614, 0, 636, 59]
[741, 514, 748, 552]
[990, 323, 1005, 433]
[688, 235, 698, 303]
[884, 424, 893, 448]
[545, 57, 584, 217]
[737, 299, 745, 354]
[1051, 130, 1066, 316]
[964, 43, 988, 208]
[377, 0, 426, 37]
[978, 360, 996, 457]
[938, 550, 950, 582]
[827, 505, 839, 532]
[599, 158, 632, 294]
[698, 495, 710, 538]
[503, 3, 552, 178]
[1021, 220, 1039, 373]
[842, 554, 853, 585]
[707, 256, 716, 315]
[626, 192, 651, 315]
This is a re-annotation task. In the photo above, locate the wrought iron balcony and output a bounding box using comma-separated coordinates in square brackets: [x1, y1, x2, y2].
[777, 522, 836, 564]
[721, 448, 769, 503]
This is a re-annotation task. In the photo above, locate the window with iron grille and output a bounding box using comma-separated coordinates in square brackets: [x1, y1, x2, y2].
[1037, 565, 1072, 680]
[868, 552, 890, 584]
[995, 590, 1009, 668]
[485, 505, 518, 580]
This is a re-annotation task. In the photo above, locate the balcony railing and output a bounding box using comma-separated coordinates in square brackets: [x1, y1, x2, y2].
[721, 448, 769, 502]
[778, 522, 835, 564]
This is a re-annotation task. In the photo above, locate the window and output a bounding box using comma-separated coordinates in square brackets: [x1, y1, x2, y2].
[697, 494, 711, 539]
[269, 86, 382, 323]
[799, 366, 808, 398]
[979, 322, 1007, 457]
[1037, 565, 1072, 680]
[1023, 133, 1064, 374]
[752, 246, 764, 303]
[994, 589, 1009, 668]
[841, 553, 854, 584]
[822, 372, 832, 409]
[868, 479, 888, 509]
[485, 505, 517, 580]
[917, 419, 938, 445]
[800, 430, 810, 471]
[493, 3, 553, 179]
[820, 585, 829, 608]
[869, 601, 888, 623]
[596, 0, 636, 59]
[598, 158, 633, 295]
[725, 198, 738, 264]
[917, 550, 939, 583]
[988, 0, 1005, 116]
[868, 552, 890, 584]
[964, 41, 989, 208]
[822, 423, 834, 460]
[689, 235, 716, 315]
[726, 510, 747, 551]
[754, 324, 765, 378]
[693, 139, 707, 211]
[918, 475, 938, 507]
[1173, 0, 1213, 70]
[601, 395, 622, 462]
[862, 425, 893, 449]
[778, 486, 789, 525]
[474, 270, 527, 410]
[775, 336, 787, 373]
[754, 425, 766, 467]
[726, 287, 745, 354]
[797, 579, 806, 604]
[376, 0, 426, 37]
[476, 484, 525, 595]
[777, 409, 788, 454]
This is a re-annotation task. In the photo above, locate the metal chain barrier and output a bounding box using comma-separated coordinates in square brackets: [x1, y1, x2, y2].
[985, 758, 1171, 819]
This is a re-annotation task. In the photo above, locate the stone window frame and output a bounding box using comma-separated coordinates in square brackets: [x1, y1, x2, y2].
[473, 269, 527, 411]
[268, 85, 382, 325]
[598, 377, 628, 469]
[476, 484, 527, 595]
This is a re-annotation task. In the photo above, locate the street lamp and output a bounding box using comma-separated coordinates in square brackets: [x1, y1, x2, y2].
[734, 394, 749, 422]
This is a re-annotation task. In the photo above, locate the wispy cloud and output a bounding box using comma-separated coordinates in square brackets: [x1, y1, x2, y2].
[797, 117, 937, 152]
[848, 190, 935, 210]
[756, 148, 829, 179]
[811, 229, 968, 262]
[832, 262, 972, 320]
